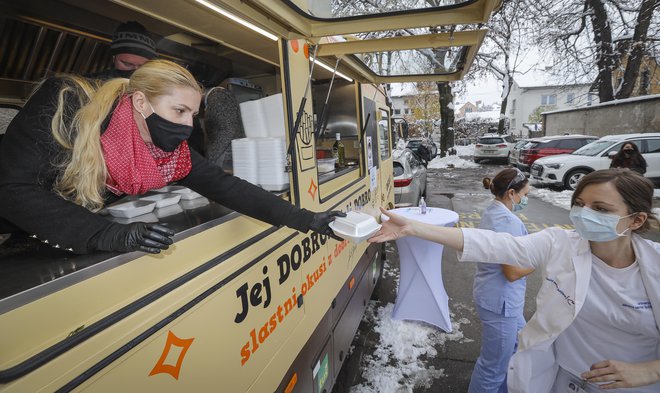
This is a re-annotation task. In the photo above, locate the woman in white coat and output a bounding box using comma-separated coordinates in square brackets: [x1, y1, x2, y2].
[369, 169, 660, 392]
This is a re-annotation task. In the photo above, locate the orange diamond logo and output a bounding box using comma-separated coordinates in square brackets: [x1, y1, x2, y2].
[149, 330, 194, 380]
[308, 179, 317, 200]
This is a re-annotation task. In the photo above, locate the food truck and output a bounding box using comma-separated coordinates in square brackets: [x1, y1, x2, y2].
[0, 0, 499, 391]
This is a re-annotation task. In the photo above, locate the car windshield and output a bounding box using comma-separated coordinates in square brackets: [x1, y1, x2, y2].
[479, 137, 504, 144]
[571, 140, 617, 156]
[407, 140, 422, 147]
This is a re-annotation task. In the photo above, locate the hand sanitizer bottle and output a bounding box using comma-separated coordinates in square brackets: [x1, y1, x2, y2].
[420, 197, 427, 214]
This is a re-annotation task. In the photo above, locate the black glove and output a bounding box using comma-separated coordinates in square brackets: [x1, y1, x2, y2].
[309, 210, 346, 241]
[93, 223, 175, 254]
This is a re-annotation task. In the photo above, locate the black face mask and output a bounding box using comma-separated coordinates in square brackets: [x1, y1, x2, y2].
[623, 150, 634, 157]
[115, 69, 135, 78]
[142, 104, 193, 152]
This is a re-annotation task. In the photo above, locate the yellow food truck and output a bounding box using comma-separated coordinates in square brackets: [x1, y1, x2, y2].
[0, 0, 499, 391]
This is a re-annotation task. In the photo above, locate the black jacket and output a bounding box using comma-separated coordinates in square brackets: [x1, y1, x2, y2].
[610, 155, 647, 175]
[0, 78, 313, 253]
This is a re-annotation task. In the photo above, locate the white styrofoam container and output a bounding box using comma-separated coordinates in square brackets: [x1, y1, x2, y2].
[140, 193, 182, 208]
[153, 186, 203, 200]
[106, 200, 156, 218]
[328, 211, 381, 244]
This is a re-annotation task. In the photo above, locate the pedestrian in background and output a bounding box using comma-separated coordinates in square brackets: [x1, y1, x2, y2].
[469, 168, 534, 393]
[370, 169, 660, 393]
[610, 142, 647, 175]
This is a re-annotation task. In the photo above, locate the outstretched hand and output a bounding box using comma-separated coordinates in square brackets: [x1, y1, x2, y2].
[581, 359, 660, 389]
[368, 208, 413, 243]
[309, 210, 347, 241]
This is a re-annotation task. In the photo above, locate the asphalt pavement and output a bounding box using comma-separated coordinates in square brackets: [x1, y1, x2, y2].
[332, 160, 660, 393]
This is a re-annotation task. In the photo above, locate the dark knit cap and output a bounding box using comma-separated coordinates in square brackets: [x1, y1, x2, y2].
[110, 21, 157, 59]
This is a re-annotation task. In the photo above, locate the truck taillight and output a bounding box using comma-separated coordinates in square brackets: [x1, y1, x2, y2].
[475, 144, 483, 147]
[394, 178, 412, 187]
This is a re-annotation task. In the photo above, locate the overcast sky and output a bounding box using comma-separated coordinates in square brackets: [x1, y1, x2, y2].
[457, 77, 503, 106]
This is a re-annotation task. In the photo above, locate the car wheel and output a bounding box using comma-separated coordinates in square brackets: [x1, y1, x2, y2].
[564, 169, 590, 190]
[474, 158, 481, 164]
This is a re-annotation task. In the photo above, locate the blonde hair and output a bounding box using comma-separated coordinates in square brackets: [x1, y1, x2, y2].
[51, 60, 202, 211]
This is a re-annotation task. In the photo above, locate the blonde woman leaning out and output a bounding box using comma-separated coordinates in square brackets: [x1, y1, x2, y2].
[369, 169, 660, 393]
[0, 60, 342, 254]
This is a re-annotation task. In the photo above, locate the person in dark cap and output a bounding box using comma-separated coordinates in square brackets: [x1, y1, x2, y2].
[88, 21, 157, 80]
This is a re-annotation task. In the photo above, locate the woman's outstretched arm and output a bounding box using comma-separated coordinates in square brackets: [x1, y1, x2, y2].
[368, 208, 465, 251]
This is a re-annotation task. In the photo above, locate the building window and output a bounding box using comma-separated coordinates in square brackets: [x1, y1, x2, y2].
[405, 108, 411, 115]
[541, 94, 557, 105]
[465, 107, 473, 113]
[510, 99, 516, 114]
[511, 119, 516, 129]
[394, 109, 401, 115]
[587, 93, 594, 106]
[566, 93, 574, 104]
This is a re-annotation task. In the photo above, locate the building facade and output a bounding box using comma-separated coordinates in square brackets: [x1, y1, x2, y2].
[507, 76, 595, 137]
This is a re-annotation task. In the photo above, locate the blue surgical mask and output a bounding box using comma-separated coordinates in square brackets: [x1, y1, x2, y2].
[569, 206, 634, 242]
[511, 193, 528, 212]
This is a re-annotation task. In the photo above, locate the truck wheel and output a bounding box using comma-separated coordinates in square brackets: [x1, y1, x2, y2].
[564, 169, 590, 190]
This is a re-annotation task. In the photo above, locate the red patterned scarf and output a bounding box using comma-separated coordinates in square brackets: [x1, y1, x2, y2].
[101, 95, 192, 195]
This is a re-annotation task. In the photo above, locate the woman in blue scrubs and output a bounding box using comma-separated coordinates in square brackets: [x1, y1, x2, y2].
[468, 168, 534, 393]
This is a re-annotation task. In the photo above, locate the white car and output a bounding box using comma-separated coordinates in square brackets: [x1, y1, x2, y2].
[531, 133, 660, 190]
[393, 149, 427, 207]
[474, 134, 516, 163]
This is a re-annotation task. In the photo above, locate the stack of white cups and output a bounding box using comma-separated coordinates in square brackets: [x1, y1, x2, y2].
[256, 137, 289, 191]
[231, 138, 258, 185]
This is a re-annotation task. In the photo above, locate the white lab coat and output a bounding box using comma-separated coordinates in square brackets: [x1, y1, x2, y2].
[459, 227, 660, 393]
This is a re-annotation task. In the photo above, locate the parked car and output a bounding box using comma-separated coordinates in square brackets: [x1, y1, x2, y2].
[531, 133, 660, 190]
[393, 148, 427, 207]
[508, 139, 531, 166]
[407, 138, 437, 159]
[517, 134, 598, 171]
[473, 134, 516, 163]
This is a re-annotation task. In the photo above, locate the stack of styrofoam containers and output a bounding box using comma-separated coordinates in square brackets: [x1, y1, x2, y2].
[239, 100, 268, 138]
[256, 137, 289, 191]
[261, 94, 286, 138]
[231, 138, 258, 185]
[239, 94, 285, 138]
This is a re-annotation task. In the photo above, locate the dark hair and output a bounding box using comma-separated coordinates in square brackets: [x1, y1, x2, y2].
[483, 168, 528, 198]
[571, 169, 658, 232]
[610, 142, 647, 170]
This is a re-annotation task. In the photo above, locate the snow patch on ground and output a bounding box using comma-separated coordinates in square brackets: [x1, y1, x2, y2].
[455, 144, 474, 157]
[529, 186, 574, 211]
[428, 154, 480, 169]
[350, 303, 473, 393]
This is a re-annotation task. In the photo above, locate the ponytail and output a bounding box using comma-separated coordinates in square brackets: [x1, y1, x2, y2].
[53, 77, 128, 211]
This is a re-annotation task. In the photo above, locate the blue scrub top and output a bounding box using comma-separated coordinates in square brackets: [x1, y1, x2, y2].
[473, 200, 529, 317]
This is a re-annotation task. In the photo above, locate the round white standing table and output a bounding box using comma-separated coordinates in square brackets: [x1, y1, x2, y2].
[388, 206, 459, 332]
